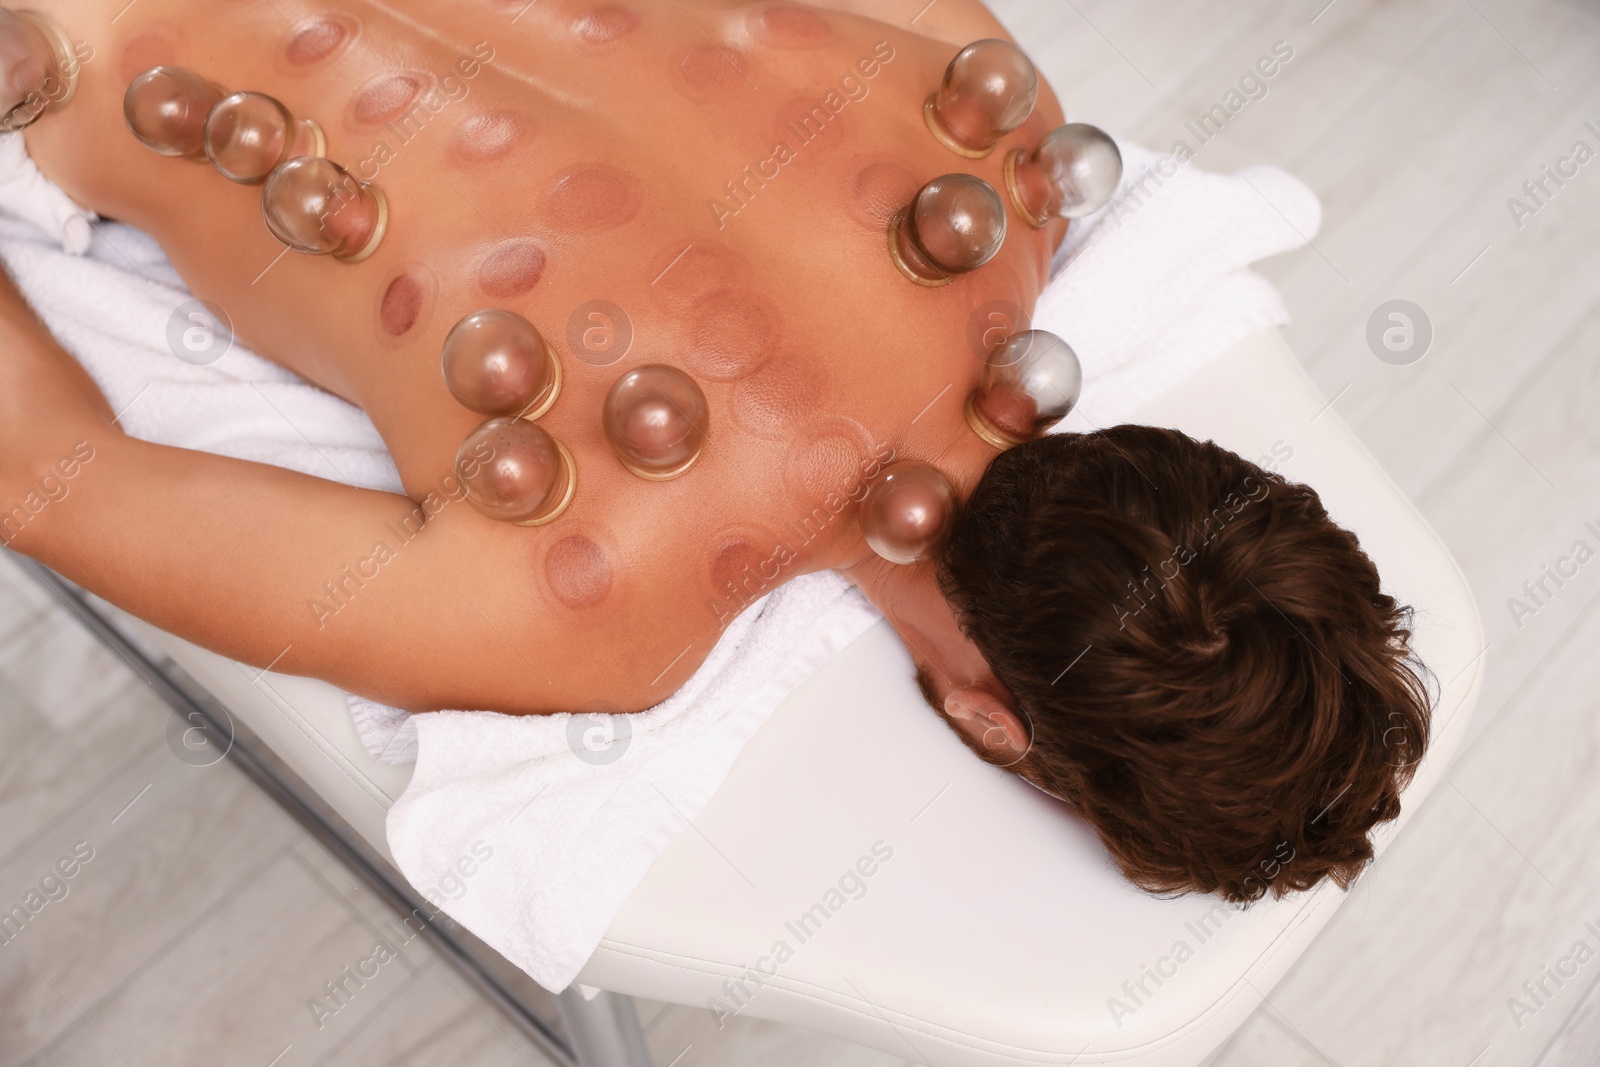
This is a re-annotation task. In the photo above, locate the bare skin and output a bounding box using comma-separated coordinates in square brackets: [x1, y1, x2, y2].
[0, 0, 1060, 750]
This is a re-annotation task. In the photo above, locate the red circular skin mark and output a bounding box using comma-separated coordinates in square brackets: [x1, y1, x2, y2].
[732, 349, 823, 438]
[710, 538, 765, 601]
[378, 273, 425, 336]
[545, 535, 613, 610]
[544, 164, 643, 232]
[845, 158, 922, 231]
[452, 111, 527, 165]
[116, 23, 188, 84]
[688, 288, 779, 382]
[679, 44, 749, 93]
[477, 240, 548, 299]
[772, 94, 855, 162]
[783, 417, 877, 504]
[354, 73, 425, 126]
[751, 6, 831, 47]
[285, 17, 351, 67]
[574, 6, 641, 44]
[645, 240, 745, 311]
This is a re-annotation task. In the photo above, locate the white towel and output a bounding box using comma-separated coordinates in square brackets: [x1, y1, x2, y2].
[0, 134, 93, 255]
[0, 133, 1319, 992]
[1047, 140, 1320, 425]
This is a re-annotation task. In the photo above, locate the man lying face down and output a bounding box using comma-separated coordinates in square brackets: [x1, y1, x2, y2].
[0, 0, 1427, 907]
[912, 428, 1430, 903]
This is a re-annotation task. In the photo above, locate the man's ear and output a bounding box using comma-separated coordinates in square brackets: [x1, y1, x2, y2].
[944, 686, 1031, 766]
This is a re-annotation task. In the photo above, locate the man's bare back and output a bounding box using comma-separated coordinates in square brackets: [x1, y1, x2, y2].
[6, 0, 1066, 713]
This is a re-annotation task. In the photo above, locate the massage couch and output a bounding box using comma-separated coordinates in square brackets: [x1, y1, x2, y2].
[41, 324, 1483, 1066]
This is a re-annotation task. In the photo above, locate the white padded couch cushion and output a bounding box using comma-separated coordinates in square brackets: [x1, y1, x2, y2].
[577, 327, 1483, 1065]
[120, 327, 1482, 1066]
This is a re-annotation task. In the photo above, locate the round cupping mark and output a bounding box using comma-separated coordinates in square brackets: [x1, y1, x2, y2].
[545, 164, 643, 232]
[452, 111, 526, 166]
[751, 5, 831, 47]
[645, 240, 744, 310]
[710, 535, 771, 601]
[116, 24, 187, 83]
[784, 417, 876, 503]
[732, 351, 823, 438]
[545, 535, 612, 609]
[774, 94, 855, 161]
[574, 5, 641, 44]
[846, 159, 922, 231]
[688, 288, 779, 381]
[378, 273, 426, 337]
[477, 240, 547, 298]
[353, 72, 426, 126]
[284, 16, 354, 68]
[679, 44, 749, 94]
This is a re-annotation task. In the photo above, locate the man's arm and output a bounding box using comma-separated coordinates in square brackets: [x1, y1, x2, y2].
[0, 268, 594, 714]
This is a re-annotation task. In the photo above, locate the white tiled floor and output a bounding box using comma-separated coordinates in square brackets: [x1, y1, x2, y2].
[0, 553, 560, 1067]
[6, 1, 1600, 1065]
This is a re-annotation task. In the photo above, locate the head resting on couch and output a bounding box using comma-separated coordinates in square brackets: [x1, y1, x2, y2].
[928, 425, 1432, 903]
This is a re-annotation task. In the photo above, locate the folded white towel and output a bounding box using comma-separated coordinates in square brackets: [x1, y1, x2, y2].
[0, 133, 93, 255]
[1047, 140, 1320, 426]
[0, 132, 1319, 992]
[395, 571, 879, 989]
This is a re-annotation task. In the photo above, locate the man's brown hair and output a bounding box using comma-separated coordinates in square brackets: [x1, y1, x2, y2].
[939, 425, 1431, 903]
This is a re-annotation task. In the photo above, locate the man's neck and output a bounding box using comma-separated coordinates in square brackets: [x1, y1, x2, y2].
[830, 416, 1005, 699]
